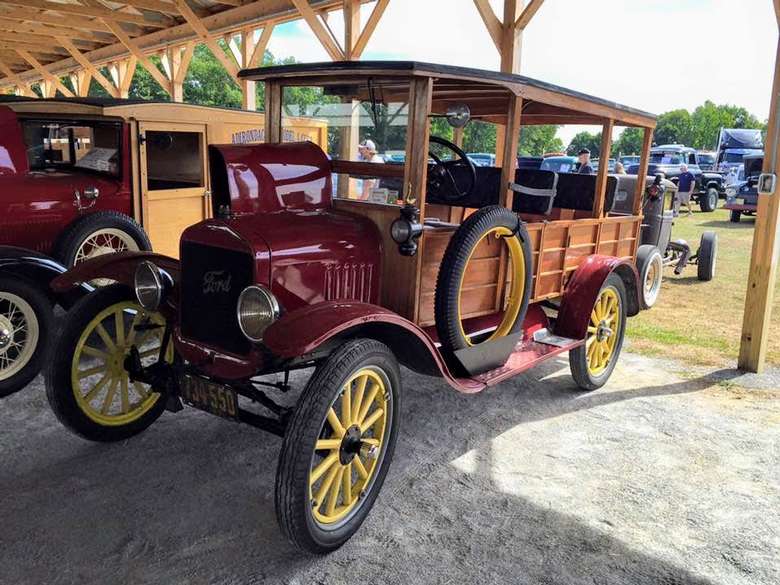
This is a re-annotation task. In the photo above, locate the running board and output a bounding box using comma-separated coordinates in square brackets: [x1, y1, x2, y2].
[533, 328, 578, 348]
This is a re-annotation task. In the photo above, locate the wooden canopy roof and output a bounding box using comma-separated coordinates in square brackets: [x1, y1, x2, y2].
[241, 60, 658, 128]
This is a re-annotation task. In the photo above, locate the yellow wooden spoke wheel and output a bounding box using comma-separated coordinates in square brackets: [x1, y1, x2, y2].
[46, 285, 173, 442]
[308, 367, 389, 526]
[71, 301, 170, 426]
[569, 273, 627, 392]
[276, 338, 400, 554]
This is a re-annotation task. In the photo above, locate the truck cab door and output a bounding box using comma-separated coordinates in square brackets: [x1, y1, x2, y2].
[138, 122, 210, 258]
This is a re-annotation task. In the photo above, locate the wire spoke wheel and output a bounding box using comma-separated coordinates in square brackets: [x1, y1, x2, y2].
[70, 300, 170, 426]
[308, 367, 390, 527]
[0, 292, 38, 381]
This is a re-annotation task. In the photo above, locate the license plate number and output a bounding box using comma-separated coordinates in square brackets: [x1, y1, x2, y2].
[180, 375, 239, 421]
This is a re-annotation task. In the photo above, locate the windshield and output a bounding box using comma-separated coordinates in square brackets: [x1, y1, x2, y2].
[698, 153, 715, 165]
[649, 152, 683, 165]
[22, 120, 121, 177]
[724, 150, 762, 163]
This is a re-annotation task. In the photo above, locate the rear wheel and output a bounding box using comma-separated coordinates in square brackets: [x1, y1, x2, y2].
[697, 232, 717, 281]
[0, 276, 53, 397]
[730, 210, 741, 223]
[56, 211, 151, 269]
[699, 187, 718, 212]
[276, 338, 400, 554]
[636, 245, 663, 309]
[45, 285, 171, 441]
[569, 273, 627, 391]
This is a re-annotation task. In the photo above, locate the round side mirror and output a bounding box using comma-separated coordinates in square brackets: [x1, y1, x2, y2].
[446, 104, 471, 128]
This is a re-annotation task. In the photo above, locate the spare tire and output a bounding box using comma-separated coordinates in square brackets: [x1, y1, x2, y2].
[697, 231, 717, 281]
[434, 205, 532, 354]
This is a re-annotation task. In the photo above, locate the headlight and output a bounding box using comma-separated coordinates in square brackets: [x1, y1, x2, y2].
[726, 187, 736, 197]
[237, 285, 280, 342]
[390, 218, 412, 243]
[134, 261, 163, 311]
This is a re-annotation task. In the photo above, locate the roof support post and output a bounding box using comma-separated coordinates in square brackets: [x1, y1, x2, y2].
[593, 119, 614, 218]
[500, 95, 523, 208]
[57, 36, 119, 97]
[69, 70, 92, 96]
[738, 9, 780, 373]
[239, 30, 256, 110]
[632, 127, 654, 215]
[161, 42, 194, 102]
[500, 0, 523, 74]
[104, 19, 170, 94]
[343, 0, 360, 60]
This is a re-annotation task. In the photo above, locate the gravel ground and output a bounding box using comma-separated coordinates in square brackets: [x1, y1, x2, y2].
[0, 350, 778, 585]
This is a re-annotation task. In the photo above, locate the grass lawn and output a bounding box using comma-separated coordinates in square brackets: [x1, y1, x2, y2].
[626, 207, 780, 367]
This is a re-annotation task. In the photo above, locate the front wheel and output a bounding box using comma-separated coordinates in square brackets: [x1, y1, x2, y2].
[45, 285, 171, 442]
[56, 211, 151, 269]
[276, 338, 400, 554]
[699, 187, 719, 212]
[569, 273, 627, 391]
[0, 275, 53, 397]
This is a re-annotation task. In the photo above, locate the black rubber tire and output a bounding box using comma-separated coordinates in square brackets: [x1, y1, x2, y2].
[569, 273, 627, 392]
[276, 338, 401, 554]
[636, 245, 663, 310]
[44, 284, 167, 442]
[0, 275, 54, 398]
[55, 211, 152, 268]
[730, 210, 742, 223]
[699, 187, 719, 212]
[697, 232, 717, 282]
[434, 205, 532, 353]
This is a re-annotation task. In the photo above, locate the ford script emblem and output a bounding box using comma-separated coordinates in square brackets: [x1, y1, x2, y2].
[203, 270, 232, 294]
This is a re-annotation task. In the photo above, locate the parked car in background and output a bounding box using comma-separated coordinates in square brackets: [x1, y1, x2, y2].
[592, 158, 616, 172]
[715, 128, 763, 174]
[466, 152, 496, 167]
[517, 155, 543, 169]
[725, 154, 763, 222]
[627, 144, 724, 212]
[540, 155, 577, 173]
[696, 151, 717, 171]
[620, 155, 641, 168]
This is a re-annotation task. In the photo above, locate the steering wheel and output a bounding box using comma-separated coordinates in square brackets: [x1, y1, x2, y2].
[427, 136, 477, 202]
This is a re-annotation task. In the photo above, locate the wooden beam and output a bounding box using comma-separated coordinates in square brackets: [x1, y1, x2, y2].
[593, 119, 614, 218]
[16, 49, 73, 96]
[173, 0, 240, 81]
[264, 80, 282, 143]
[632, 127, 654, 216]
[290, 0, 345, 60]
[1, 0, 173, 28]
[500, 0, 523, 74]
[69, 69, 92, 96]
[248, 23, 273, 68]
[0, 58, 33, 96]
[174, 42, 194, 85]
[343, 0, 360, 59]
[239, 30, 255, 110]
[515, 0, 545, 29]
[56, 36, 119, 97]
[0, 41, 68, 57]
[117, 56, 137, 97]
[0, 5, 136, 34]
[0, 30, 99, 52]
[473, 0, 502, 52]
[351, 0, 389, 59]
[500, 94, 522, 208]
[108, 0, 182, 16]
[738, 33, 780, 373]
[0, 19, 113, 44]
[103, 19, 169, 93]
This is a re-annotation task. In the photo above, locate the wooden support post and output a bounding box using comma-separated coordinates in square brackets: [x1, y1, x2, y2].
[738, 18, 780, 373]
[173, 0, 240, 83]
[500, 0, 523, 74]
[57, 36, 118, 97]
[264, 81, 282, 143]
[69, 70, 92, 96]
[16, 49, 73, 97]
[453, 126, 464, 148]
[633, 127, 654, 215]
[104, 20, 169, 94]
[338, 98, 360, 197]
[343, 0, 360, 60]
[593, 119, 614, 218]
[500, 95, 523, 208]
[240, 30, 256, 110]
[352, 0, 389, 59]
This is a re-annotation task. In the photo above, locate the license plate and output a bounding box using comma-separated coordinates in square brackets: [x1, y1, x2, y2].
[179, 375, 239, 421]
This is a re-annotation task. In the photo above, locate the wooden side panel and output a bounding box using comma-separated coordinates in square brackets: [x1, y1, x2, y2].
[146, 192, 205, 258]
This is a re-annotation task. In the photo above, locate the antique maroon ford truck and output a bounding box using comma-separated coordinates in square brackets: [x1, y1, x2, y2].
[45, 62, 658, 553]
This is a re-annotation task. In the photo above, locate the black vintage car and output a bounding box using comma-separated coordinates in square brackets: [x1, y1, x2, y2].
[0, 246, 90, 396]
[628, 145, 725, 212]
[725, 154, 763, 222]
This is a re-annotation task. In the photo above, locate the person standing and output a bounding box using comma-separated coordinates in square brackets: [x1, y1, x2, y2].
[676, 163, 695, 216]
[577, 148, 594, 174]
[357, 139, 384, 200]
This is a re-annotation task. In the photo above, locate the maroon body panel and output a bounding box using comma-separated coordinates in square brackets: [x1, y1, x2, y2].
[0, 106, 133, 255]
[555, 255, 640, 340]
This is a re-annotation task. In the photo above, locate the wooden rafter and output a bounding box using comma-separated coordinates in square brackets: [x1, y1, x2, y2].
[16, 49, 74, 96]
[515, 0, 545, 29]
[0, 41, 67, 58]
[56, 36, 118, 97]
[0, 58, 33, 95]
[473, 0, 502, 52]
[0, 5, 117, 34]
[0, 18, 112, 44]
[352, 0, 388, 59]
[173, 0, 239, 82]
[290, 0, 345, 60]
[0, 30, 100, 51]
[103, 19, 169, 93]
[248, 24, 273, 68]
[1, 0, 173, 28]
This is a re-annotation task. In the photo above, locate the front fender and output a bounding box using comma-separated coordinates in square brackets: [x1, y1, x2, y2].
[263, 301, 459, 381]
[51, 251, 180, 294]
[555, 255, 640, 340]
[0, 246, 90, 308]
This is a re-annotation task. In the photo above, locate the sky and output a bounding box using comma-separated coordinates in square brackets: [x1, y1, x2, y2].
[266, 0, 777, 145]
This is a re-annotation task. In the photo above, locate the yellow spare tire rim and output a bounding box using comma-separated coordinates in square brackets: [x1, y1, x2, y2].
[70, 301, 170, 426]
[586, 287, 621, 376]
[457, 226, 526, 346]
[308, 367, 389, 526]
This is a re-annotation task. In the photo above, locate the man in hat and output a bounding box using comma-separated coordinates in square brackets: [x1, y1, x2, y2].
[357, 139, 384, 199]
[577, 148, 594, 174]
